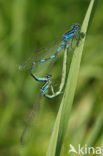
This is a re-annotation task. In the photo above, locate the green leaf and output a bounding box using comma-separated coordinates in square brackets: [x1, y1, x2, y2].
[46, 0, 99, 156]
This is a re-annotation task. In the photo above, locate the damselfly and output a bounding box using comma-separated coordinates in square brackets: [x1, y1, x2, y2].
[19, 24, 82, 144]
[30, 24, 81, 98]
[18, 24, 81, 99]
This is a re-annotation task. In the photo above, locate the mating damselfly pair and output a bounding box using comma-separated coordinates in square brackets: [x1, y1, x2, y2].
[18, 24, 81, 99]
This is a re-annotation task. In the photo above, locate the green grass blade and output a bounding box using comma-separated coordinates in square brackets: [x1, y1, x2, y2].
[84, 111, 103, 147]
[46, 0, 98, 156]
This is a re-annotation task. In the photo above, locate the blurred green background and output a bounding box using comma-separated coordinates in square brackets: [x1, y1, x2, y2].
[0, 0, 103, 156]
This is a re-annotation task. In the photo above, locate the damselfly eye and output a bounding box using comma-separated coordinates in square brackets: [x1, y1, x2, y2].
[71, 24, 81, 30]
[76, 25, 81, 30]
[71, 25, 75, 29]
[45, 74, 52, 79]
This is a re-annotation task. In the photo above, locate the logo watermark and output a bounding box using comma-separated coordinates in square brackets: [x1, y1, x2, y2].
[68, 144, 103, 155]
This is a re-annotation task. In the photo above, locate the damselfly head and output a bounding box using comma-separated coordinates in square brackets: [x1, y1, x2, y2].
[45, 74, 52, 79]
[71, 24, 81, 30]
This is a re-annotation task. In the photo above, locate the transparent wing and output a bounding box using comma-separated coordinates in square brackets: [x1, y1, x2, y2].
[17, 40, 62, 71]
[20, 96, 41, 145]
